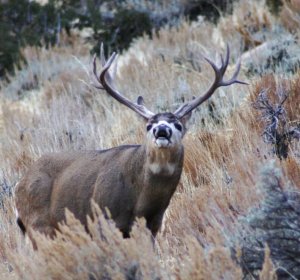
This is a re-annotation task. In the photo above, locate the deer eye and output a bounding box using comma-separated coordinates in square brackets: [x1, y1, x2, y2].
[146, 124, 152, 131]
[174, 123, 182, 131]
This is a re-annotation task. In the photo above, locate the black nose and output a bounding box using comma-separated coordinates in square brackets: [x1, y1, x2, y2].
[153, 125, 172, 139]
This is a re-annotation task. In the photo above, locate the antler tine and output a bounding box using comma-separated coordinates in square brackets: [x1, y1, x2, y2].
[137, 96, 145, 105]
[92, 44, 117, 88]
[100, 42, 106, 67]
[224, 59, 247, 86]
[92, 54, 104, 90]
[174, 45, 248, 119]
[223, 44, 230, 74]
[91, 48, 155, 120]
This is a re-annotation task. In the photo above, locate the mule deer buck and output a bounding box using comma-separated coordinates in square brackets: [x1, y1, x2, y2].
[15, 45, 245, 245]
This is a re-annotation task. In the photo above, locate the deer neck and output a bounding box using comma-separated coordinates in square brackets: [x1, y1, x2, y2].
[144, 144, 184, 177]
[133, 144, 184, 218]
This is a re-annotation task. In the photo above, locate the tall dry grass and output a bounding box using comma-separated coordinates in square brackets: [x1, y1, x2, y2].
[0, 0, 299, 279]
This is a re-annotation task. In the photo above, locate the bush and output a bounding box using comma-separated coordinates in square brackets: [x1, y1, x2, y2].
[235, 162, 300, 279]
[0, 0, 77, 76]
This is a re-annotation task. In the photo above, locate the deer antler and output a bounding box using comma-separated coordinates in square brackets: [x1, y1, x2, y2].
[92, 44, 155, 120]
[174, 45, 247, 119]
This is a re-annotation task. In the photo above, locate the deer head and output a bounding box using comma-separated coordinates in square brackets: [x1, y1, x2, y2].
[92, 44, 246, 147]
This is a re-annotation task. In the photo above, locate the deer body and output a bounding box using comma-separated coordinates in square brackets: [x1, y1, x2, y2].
[16, 138, 183, 238]
[15, 45, 245, 244]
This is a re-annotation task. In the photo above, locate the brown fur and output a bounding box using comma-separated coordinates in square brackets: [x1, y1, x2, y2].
[15, 115, 185, 243]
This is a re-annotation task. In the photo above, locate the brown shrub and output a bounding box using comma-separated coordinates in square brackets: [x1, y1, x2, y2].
[251, 74, 300, 158]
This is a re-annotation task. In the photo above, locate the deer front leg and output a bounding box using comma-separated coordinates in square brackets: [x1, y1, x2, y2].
[146, 211, 165, 238]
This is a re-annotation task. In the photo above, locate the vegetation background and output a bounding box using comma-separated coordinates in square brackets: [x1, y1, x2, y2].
[0, 0, 299, 279]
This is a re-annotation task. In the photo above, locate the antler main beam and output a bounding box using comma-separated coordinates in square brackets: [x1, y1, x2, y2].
[92, 45, 154, 120]
[174, 45, 247, 119]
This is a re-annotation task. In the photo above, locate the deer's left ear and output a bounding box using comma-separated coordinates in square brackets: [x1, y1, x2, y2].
[180, 111, 192, 126]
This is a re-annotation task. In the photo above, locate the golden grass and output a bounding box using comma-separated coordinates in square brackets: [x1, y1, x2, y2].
[280, 0, 300, 32]
[0, 0, 299, 279]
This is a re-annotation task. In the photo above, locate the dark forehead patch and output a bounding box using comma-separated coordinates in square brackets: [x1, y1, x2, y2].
[148, 112, 179, 123]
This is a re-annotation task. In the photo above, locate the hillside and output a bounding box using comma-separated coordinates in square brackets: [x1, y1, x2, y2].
[0, 1, 299, 279]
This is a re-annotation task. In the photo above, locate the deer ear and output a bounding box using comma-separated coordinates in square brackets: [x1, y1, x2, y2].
[180, 111, 192, 126]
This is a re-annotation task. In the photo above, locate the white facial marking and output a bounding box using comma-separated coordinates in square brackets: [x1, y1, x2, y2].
[148, 120, 183, 148]
[156, 138, 169, 148]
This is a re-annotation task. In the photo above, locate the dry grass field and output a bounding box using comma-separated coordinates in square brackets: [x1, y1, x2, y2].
[0, 1, 299, 279]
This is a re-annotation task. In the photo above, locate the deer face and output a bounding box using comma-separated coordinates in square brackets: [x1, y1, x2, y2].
[146, 113, 187, 149]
